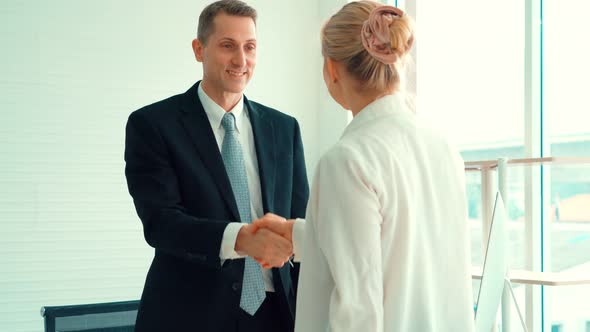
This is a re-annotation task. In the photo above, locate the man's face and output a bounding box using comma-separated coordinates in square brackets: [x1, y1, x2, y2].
[194, 14, 257, 96]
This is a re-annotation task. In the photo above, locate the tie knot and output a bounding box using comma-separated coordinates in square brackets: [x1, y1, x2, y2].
[221, 113, 236, 132]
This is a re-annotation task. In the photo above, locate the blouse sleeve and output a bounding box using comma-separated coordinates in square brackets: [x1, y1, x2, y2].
[315, 145, 384, 332]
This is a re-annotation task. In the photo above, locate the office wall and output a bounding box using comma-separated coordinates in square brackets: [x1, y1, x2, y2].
[0, 1, 347, 331]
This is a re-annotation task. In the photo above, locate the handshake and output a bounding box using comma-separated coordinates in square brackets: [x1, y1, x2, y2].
[235, 213, 296, 269]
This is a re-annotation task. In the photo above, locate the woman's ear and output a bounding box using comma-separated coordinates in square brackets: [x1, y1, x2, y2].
[325, 57, 339, 83]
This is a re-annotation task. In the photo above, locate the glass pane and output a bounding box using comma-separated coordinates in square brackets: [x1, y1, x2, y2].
[416, 0, 525, 160]
[546, 286, 589, 332]
[546, 164, 590, 331]
[466, 170, 486, 319]
[466, 171, 484, 267]
[545, 1, 590, 157]
[505, 166, 527, 271]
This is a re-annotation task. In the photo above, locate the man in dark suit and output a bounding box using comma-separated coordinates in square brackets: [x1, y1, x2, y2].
[124, 1, 309, 331]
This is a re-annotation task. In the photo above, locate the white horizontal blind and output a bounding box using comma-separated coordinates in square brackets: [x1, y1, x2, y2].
[0, 1, 326, 330]
[0, 1, 204, 331]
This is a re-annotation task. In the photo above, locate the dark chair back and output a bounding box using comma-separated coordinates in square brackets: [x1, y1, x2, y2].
[40, 300, 139, 332]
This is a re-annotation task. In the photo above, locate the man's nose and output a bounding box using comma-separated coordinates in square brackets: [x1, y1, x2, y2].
[232, 48, 247, 67]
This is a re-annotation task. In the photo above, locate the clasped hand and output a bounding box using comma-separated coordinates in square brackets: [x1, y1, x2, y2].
[235, 213, 294, 269]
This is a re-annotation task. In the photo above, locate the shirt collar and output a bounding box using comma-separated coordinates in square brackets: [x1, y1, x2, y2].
[343, 93, 411, 137]
[197, 84, 246, 133]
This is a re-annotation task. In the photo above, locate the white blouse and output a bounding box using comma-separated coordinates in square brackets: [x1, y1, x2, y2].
[294, 94, 475, 332]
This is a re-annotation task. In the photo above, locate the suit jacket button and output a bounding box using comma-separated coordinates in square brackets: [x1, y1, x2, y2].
[232, 282, 240, 291]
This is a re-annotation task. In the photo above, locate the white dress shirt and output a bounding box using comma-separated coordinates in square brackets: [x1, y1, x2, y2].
[197, 85, 274, 292]
[294, 94, 474, 332]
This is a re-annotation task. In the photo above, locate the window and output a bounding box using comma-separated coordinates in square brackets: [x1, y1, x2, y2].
[544, 2, 590, 331]
[410, 0, 590, 331]
[414, 0, 525, 314]
[545, 2, 590, 158]
[415, 0, 524, 159]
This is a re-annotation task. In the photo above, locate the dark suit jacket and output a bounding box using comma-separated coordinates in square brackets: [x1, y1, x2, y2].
[124, 81, 309, 331]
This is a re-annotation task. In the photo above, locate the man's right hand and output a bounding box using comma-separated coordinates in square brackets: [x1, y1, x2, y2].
[234, 213, 293, 268]
[252, 216, 294, 243]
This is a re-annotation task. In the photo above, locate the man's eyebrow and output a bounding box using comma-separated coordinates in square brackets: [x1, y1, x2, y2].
[217, 37, 257, 42]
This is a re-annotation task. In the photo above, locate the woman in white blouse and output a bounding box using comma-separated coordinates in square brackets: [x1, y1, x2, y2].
[293, 2, 474, 331]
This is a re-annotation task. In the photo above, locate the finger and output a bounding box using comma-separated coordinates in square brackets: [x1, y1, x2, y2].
[256, 228, 273, 238]
[243, 223, 256, 234]
[250, 224, 260, 233]
[255, 257, 276, 270]
[266, 256, 282, 268]
[253, 218, 271, 229]
[258, 228, 287, 241]
[274, 235, 293, 254]
[253, 217, 281, 231]
[252, 257, 270, 266]
[271, 249, 293, 263]
[255, 230, 292, 260]
[263, 213, 287, 222]
[259, 222, 289, 237]
[263, 230, 292, 250]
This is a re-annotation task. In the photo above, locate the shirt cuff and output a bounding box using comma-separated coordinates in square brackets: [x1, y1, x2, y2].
[219, 222, 248, 261]
[292, 218, 306, 263]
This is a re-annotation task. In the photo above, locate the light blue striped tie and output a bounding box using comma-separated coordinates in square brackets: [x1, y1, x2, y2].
[220, 112, 266, 316]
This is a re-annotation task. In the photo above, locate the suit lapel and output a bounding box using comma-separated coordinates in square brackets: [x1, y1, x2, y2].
[248, 101, 294, 303]
[246, 98, 276, 214]
[179, 82, 240, 223]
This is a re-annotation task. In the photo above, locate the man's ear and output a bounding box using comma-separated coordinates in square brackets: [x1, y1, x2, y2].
[192, 38, 204, 62]
[326, 57, 339, 83]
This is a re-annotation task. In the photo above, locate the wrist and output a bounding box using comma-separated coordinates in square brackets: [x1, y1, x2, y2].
[234, 224, 253, 255]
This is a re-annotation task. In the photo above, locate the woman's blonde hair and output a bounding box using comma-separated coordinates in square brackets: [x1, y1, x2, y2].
[321, 0, 414, 92]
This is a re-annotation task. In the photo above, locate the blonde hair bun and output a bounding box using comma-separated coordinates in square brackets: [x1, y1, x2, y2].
[322, 0, 414, 91]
